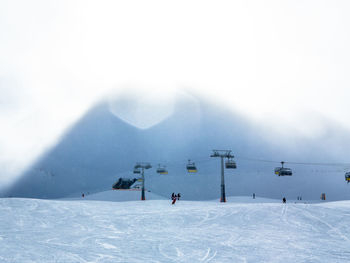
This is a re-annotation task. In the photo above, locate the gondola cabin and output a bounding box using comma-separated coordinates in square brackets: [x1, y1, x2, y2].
[186, 160, 197, 173]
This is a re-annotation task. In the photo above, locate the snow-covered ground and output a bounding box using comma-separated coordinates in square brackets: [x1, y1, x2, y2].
[1, 191, 349, 262]
[63, 189, 166, 202]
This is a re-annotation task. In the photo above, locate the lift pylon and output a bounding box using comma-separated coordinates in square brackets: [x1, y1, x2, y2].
[134, 162, 152, 200]
[210, 150, 236, 202]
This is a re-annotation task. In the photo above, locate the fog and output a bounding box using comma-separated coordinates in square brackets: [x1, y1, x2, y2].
[1, 0, 350, 189]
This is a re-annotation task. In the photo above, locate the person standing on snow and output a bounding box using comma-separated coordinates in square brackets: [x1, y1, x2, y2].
[172, 194, 177, 205]
[283, 197, 286, 203]
[177, 193, 181, 200]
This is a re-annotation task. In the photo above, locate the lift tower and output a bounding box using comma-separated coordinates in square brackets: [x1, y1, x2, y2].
[210, 150, 235, 202]
[134, 162, 152, 200]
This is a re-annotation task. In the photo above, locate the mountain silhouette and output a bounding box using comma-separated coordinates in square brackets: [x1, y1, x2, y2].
[4, 91, 350, 200]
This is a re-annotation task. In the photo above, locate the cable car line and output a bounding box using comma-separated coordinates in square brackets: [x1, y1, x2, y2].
[235, 156, 350, 167]
[285, 161, 350, 167]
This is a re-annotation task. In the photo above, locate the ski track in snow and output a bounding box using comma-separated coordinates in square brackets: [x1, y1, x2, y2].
[0, 197, 350, 263]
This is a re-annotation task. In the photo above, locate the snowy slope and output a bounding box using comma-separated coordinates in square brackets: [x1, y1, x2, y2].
[1, 196, 349, 263]
[64, 189, 166, 202]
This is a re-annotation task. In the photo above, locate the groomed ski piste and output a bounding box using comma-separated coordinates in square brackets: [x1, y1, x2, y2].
[1, 190, 350, 263]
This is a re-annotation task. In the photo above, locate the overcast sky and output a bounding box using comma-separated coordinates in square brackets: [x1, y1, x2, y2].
[1, 0, 350, 186]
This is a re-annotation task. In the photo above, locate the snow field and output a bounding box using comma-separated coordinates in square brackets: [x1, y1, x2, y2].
[0, 196, 350, 262]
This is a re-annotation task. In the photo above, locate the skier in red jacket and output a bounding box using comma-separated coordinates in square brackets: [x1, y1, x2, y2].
[172, 194, 177, 205]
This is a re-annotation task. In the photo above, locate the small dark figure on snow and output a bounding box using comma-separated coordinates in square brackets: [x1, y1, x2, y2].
[283, 197, 286, 203]
[82, 193, 85, 198]
[172, 194, 177, 205]
[177, 193, 181, 200]
[253, 193, 255, 199]
[171, 192, 175, 199]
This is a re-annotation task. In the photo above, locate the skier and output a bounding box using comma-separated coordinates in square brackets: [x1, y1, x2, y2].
[253, 193, 255, 199]
[172, 194, 177, 205]
[177, 193, 181, 200]
[171, 193, 175, 200]
[282, 197, 286, 203]
[82, 193, 85, 198]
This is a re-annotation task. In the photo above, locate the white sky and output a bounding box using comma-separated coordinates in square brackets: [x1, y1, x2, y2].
[1, 0, 350, 186]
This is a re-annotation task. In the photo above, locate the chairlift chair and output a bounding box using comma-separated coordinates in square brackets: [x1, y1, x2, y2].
[186, 160, 197, 173]
[275, 161, 292, 176]
[279, 168, 293, 176]
[156, 164, 168, 175]
[345, 172, 350, 183]
[225, 158, 237, 169]
[133, 168, 141, 174]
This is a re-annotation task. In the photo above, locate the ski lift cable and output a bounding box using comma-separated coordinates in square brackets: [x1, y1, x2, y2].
[159, 157, 216, 167]
[158, 153, 350, 169]
[235, 156, 350, 167]
[235, 156, 279, 164]
[285, 161, 350, 167]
